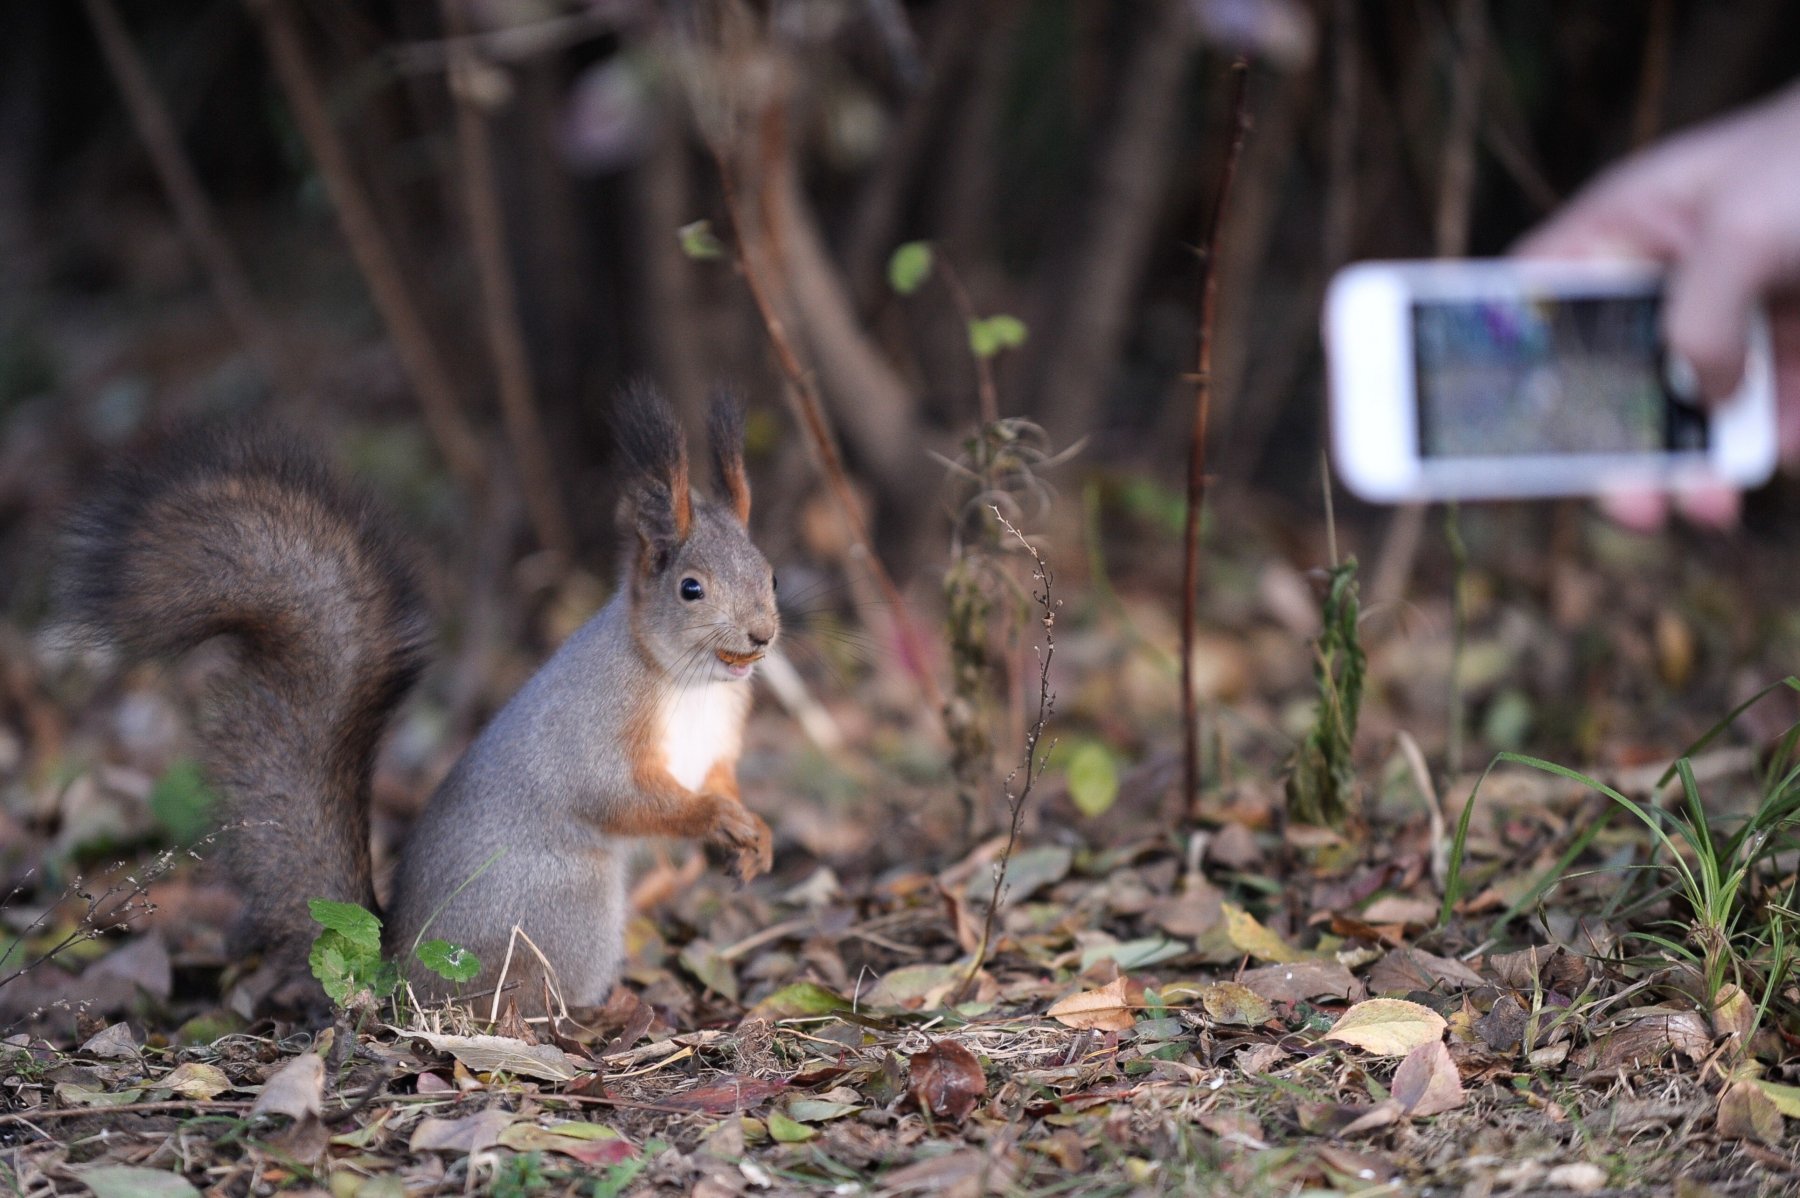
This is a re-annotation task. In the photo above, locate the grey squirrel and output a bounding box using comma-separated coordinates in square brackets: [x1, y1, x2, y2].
[56, 388, 778, 1012]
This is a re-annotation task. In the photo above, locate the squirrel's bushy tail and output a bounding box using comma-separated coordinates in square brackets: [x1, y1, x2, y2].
[56, 428, 427, 970]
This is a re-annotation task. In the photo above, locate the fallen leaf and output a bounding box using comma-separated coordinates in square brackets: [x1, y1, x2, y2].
[1366, 948, 1486, 995]
[1583, 1009, 1712, 1071]
[787, 1099, 861, 1123]
[1475, 994, 1527, 1053]
[1545, 1162, 1608, 1193]
[158, 1061, 230, 1100]
[766, 1110, 816, 1143]
[1359, 895, 1438, 926]
[78, 1023, 140, 1061]
[1486, 945, 1589, 993]
[250, 1052, 323, 1121]
[663, 1075, 788, 1113]
[1711, 983, 1755, 1044]
[1391, 1039, 1464, 1117]
[1325, 999, 1447, 1058]
[907, 1039, 987, 1123]
[409, 1107, 516, 1154]
[744, 981, 850, 1023]
[499, 1120, 636, 1165]
[1222, 903, 1305, 963]
[1199, 982, 1273, 1026]
[1750, 1077, 1800, 1117]
[77, 1166, 200, 1198]
[859, 963, 967, 1012]
[1047, 977, 1137, 1031]
[406, 1031, 585, 1082]
[1717, 1080, 1783, 1145]
[1237, 960, 1363, 1004]
[679, 940, 740, 1004]
[962, 844, 1072, 902]
[1314, 1144, 1400, 1184]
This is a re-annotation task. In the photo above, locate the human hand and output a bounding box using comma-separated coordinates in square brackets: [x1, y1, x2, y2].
[1516, 82, 1800, 528]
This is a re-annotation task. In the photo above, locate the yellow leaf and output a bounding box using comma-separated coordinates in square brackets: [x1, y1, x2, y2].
[1751, 1078, 1800, 1118]
[159, 1062, 230, 1101]
[1046, 977, 1136, 1031]
[1199, 982, 1274, 1027]
[1222, 903, 1305, 964]
[1324, 999, 1447, 1058]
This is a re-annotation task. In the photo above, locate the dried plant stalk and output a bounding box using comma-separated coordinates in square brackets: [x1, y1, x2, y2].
[1181, 61, 1253, 822]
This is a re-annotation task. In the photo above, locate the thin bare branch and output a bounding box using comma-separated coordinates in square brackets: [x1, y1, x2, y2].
[440, 0, 574, 559]
[83, 0, 286, 385]
[246, 0, 488, 493]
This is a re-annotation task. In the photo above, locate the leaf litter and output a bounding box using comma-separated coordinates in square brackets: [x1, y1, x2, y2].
[9, 506, 1800, 1195]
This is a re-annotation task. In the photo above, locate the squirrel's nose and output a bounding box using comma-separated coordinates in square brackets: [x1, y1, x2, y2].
[748, 631, 771, 649]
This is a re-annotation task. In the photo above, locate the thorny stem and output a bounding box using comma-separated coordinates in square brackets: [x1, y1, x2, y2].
[1182, 60, 1252, 824]
[960, 509, 1057, 993]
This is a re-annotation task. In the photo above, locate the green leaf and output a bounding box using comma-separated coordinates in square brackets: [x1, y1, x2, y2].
[766, 1110, 816, 1143]
[887, 241, 933, 295]
[307, 899, 382, 954]
[416, 939, 483, 985]
[745, 981, 849, 1023]
[308, 935, 354, 1006]
[968, 314, 1028, 358]
[1066, 741, 1120, 817]
[677, 219, 724, 260]
[149, 759, 215, 844]
[78, 1166, 201, 1198]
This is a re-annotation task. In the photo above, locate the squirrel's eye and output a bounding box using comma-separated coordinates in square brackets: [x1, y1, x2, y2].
[771, 573, 778, 593]
[679, 577, 705, 602]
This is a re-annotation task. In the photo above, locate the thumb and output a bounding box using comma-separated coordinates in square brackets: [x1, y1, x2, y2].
[1663, 205, 1792, 402]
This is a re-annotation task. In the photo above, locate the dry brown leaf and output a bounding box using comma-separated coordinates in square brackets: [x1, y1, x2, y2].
[406, 1031, 585, 1082]
[1392, 1039, 1464, 1117]
[907, 1039, 987, 1124]
[1324, 999, 1447, 1058]
[1717, 1080, 1783, 1145]
[1238, 960, 1363, 1004]
[1711, 983, 1755, 1044]
[1583, 1009, 1711, 1071]
[1366, 948, 1485, 995]
[1222, 903, 1305, 964]
[250, 1052, 323, 1121]
[1047, 976, 1137, 1031]
[408, 1107, 517, 1154]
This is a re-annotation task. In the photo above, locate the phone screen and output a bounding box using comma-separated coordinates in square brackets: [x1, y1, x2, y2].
[1411, 295, 1706, 459]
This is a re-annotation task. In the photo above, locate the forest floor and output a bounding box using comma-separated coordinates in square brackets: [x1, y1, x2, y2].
[6, 468, 1800, 1198]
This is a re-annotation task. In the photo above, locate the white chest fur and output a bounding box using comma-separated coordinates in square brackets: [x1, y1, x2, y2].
[656, 681, 748, 791]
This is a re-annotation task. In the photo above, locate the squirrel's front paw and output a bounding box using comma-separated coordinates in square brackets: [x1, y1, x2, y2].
[704, 797, 773, 882]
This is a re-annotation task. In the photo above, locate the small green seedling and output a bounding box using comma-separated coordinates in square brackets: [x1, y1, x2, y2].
[307, 899, 481, 1008]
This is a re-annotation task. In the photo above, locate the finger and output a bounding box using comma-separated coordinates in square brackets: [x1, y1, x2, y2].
[1672, 482, 1741, 529]
[1663, 204, 1794, 402]
[1598, 487, 1670, 532]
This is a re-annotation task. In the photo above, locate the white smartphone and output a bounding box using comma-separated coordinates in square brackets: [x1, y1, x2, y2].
[1324, 258, 1778, 503]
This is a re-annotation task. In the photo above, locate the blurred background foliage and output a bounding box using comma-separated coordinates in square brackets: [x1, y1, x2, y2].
[1, 0, 1799, 772]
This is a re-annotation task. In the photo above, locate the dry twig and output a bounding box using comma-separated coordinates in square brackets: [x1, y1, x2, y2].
[960, 510, 1057, 991]
[440, 0, 574, 559]
[246, 0, 488, 492]
[83, 0, 286, 383]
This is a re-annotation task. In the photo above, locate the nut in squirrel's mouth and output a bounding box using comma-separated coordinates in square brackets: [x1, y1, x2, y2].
[714, 648, 763, 677]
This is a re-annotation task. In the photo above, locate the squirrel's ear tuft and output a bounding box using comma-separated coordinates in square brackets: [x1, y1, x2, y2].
[616, 384, 691, 571]
[707, 389, 751, 524]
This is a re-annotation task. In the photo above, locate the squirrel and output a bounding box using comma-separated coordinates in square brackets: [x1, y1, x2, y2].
[55, 387, 778, 1013]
